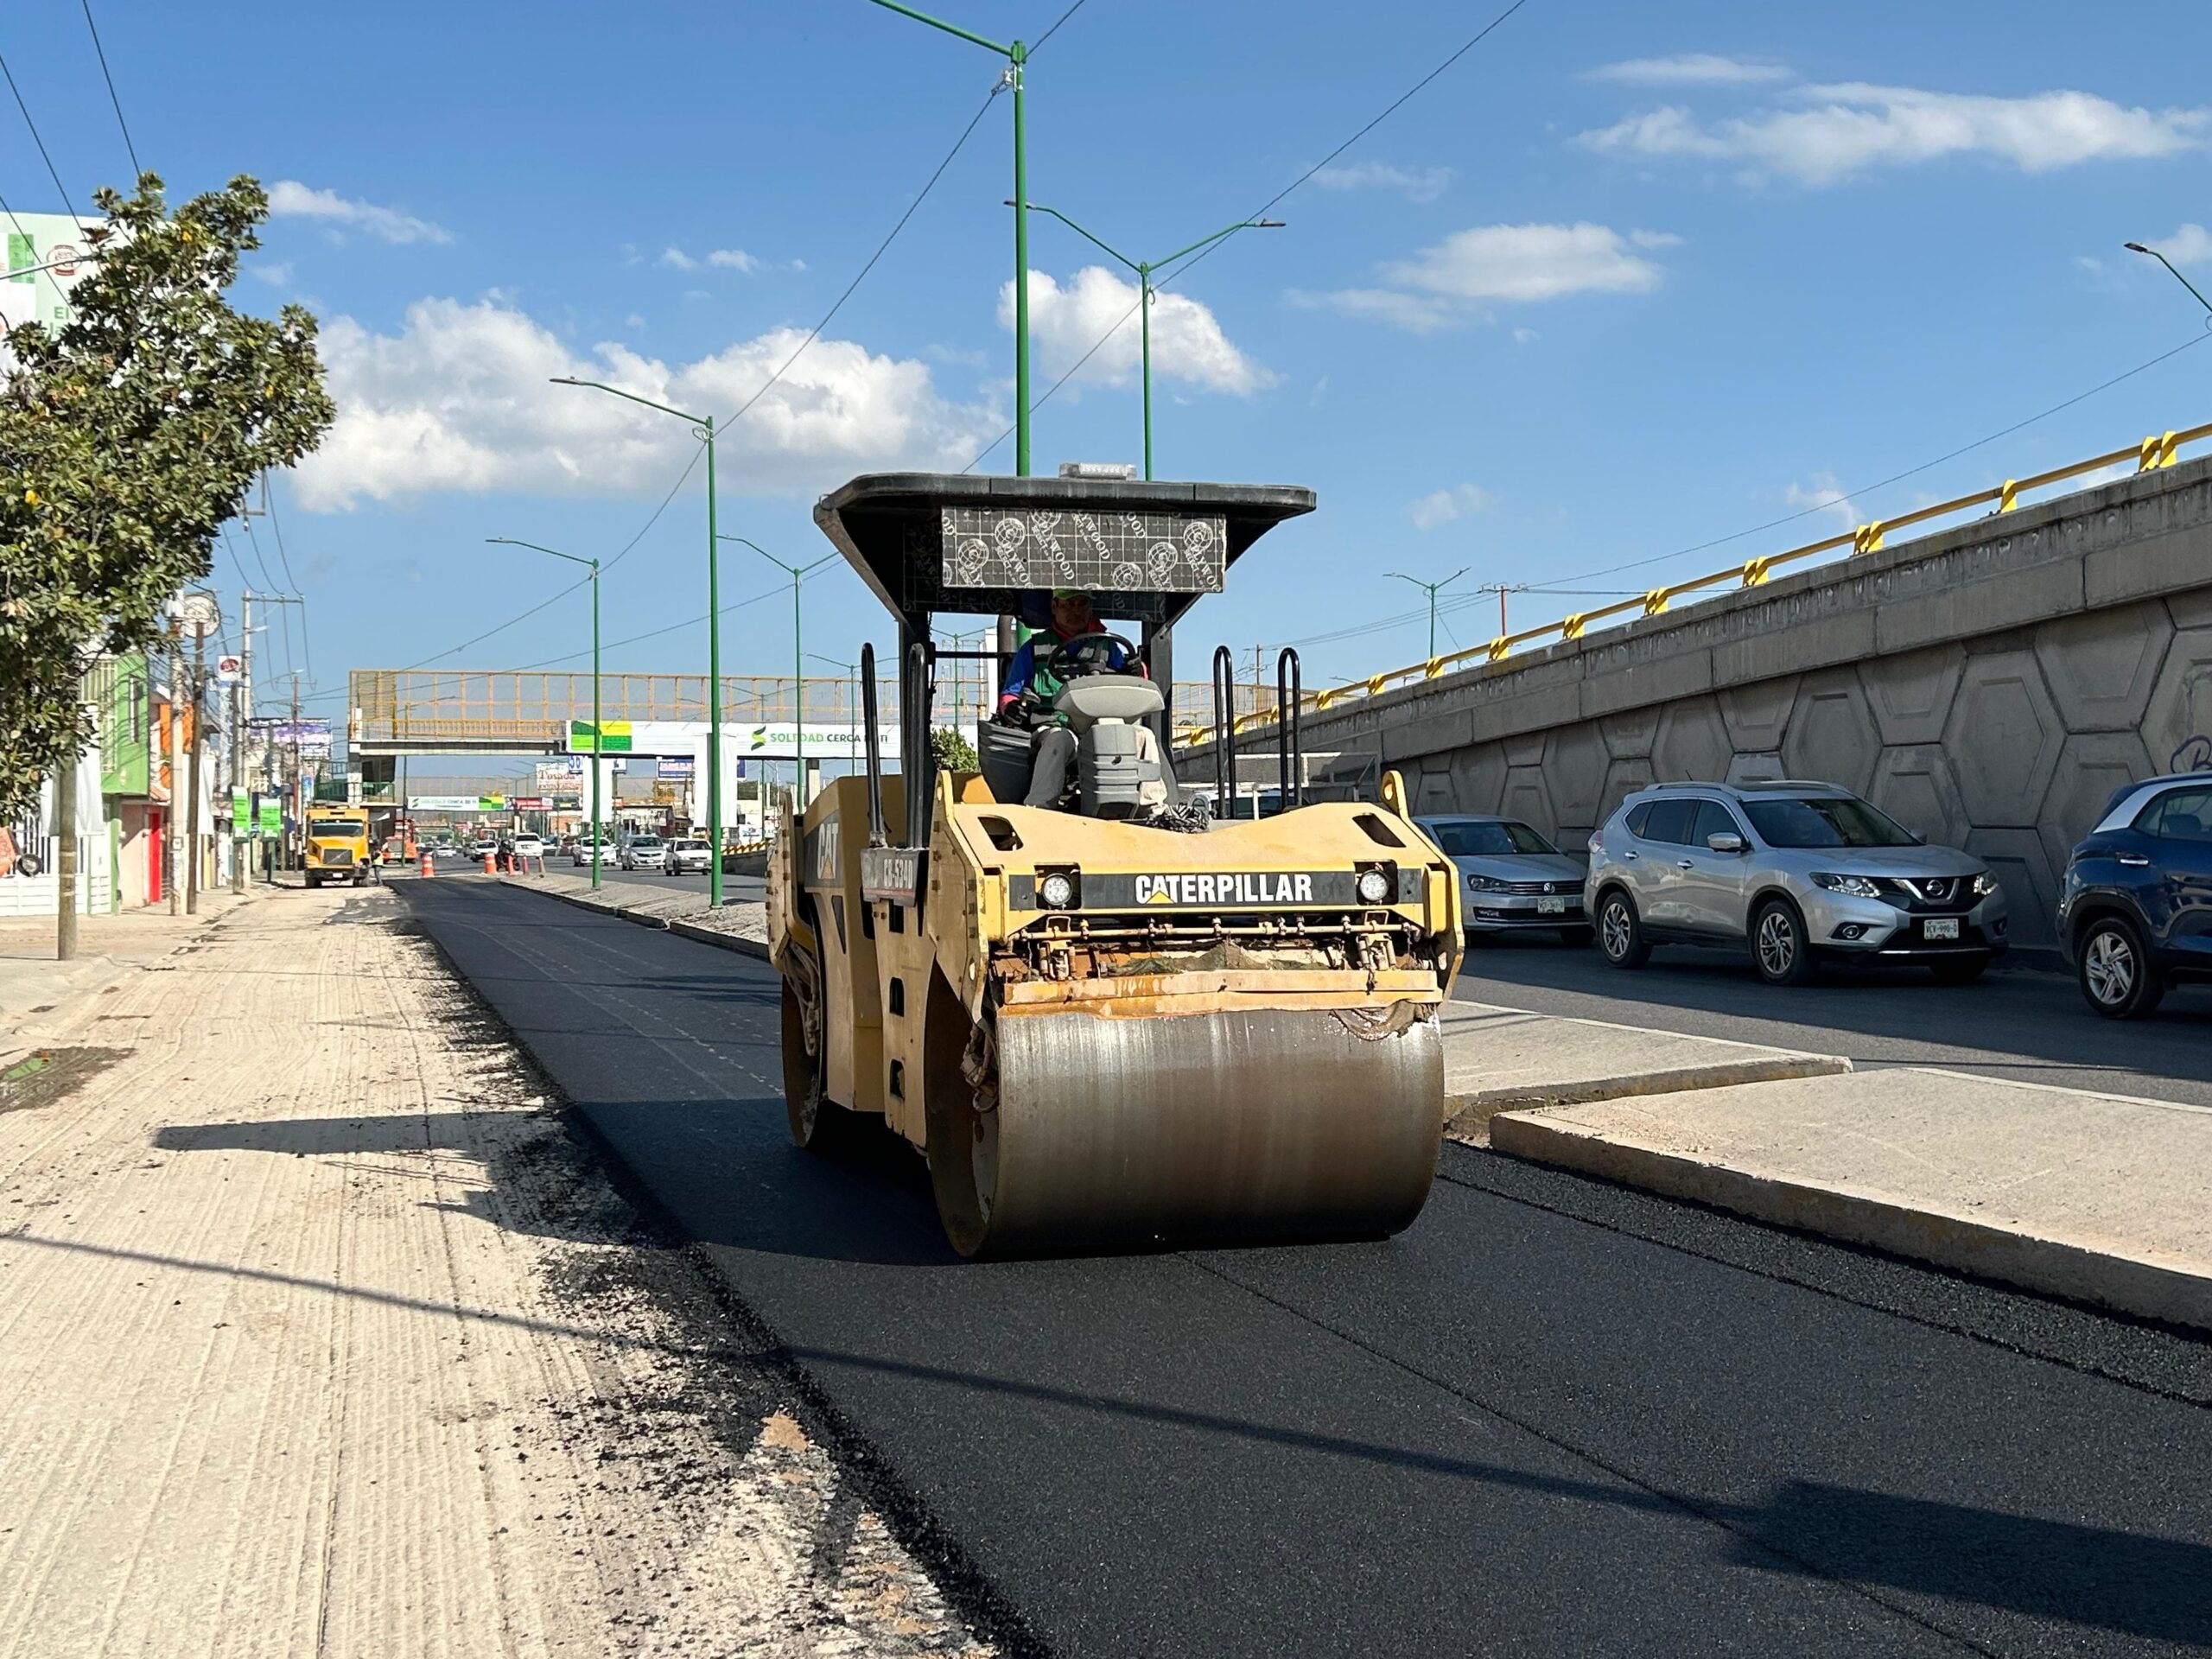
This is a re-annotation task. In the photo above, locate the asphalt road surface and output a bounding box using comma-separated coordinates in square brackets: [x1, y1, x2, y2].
[1453, 932, 2212, 1110]
[405, 879, 2212, 1658]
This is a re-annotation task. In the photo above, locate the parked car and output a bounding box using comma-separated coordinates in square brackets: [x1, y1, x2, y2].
[2057, 770, 2212, 1018]
[662, 837, 713, 875]
[619, 836, 665, 871]
[1416, 814, 1591, 944]
[1585, 780, 2007, 986]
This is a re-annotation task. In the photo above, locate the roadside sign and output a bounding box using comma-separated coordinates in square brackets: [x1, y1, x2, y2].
[658, 756, 695, 779]
[214, 654, 243, 686]
[568, 719, 632, 753]
[476, 794, 506, 811]
[257, 798, 282, 837]
[232, 787, 249, 826]
[512, 796, 550, 810]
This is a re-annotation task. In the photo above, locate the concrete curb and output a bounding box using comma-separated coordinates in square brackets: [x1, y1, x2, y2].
[1444, 1053, 1851, 1140]
[1489, 1110, 2212, 1334]
[494, 876, 771, 962]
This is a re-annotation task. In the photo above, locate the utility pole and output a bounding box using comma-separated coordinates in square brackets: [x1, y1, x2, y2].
[233, 594, 251, 893]
[168, 626, 184, 915]
[55, 741, 77, 961]
[289, 673, 302, 873]
[187, 626, 207, 913]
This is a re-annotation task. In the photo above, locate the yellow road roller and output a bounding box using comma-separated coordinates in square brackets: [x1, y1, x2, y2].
[767, 473, 1462, 1256]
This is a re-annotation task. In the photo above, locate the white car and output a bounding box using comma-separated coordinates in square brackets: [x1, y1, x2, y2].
[620, 837, 664, 871]
[662, 838, 713, 875]
[468, 839, 499, 862]
[512, 835, 545, 861]
[571, 837, 606, 867]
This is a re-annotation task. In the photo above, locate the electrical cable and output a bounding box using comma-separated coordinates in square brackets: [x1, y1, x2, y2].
[1030, 0, 1088, 54]
[0, 49, 78, 212]
[79, 0, 140, 178]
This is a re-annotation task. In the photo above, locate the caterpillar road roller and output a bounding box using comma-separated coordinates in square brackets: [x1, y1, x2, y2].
[767, 472, 1462, 1256]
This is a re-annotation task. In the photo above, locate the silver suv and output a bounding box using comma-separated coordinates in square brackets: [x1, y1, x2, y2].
[1585, 780, 2009, 985]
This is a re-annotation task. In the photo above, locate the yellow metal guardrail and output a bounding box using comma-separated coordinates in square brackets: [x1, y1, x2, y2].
[1175, 422, 2212, 748]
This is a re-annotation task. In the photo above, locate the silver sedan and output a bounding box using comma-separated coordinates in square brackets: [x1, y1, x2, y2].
[1415, 816, 1592, 944]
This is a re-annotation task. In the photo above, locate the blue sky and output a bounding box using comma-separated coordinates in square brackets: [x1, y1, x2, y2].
[10, 0, 2212, 749]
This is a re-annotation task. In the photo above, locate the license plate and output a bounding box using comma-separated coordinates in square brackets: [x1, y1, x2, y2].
[1923, 918, 1961, 941]
[1536, 895, 1566, 914]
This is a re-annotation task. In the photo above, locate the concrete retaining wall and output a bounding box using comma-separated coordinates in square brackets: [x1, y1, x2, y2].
[1184, 456, 2212, 950]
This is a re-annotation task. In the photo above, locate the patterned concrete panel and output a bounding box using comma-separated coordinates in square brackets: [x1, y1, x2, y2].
[1726, 752, 1785, 785]
[1599, 708, 1658, 760]
[1867, 746, 1968, 848]
[1599, 758, 1656, 828]
[1543, 722, 1609, 829]
[1781, 669, 1880, 795]
[1446, 742, 1508, 815]
[1862, 643, 1965, 747]
[1964, 828, 2058, 951]
[1943, 652, 2063, 827]
[1718, 676, 1798, 753]
[2032, 602, 2172, 734]
[2142, 626, 2212, 773]
[1499, 766, 1556, 839]
[1652, 696, 1732, 783]
[2165, 585, 2212, 629]
[1503, 734, 1547, 766]
[2039, 731, 2155, 877]
[1413, 761, 1457, 817]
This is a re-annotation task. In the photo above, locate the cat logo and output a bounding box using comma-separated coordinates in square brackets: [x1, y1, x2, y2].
[814, 819, 841, 885]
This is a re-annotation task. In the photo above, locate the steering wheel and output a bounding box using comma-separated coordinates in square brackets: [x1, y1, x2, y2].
[1046, 631, 1142, 683]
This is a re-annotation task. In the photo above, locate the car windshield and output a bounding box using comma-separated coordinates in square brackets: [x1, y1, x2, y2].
[1428, 820, 1558, 857]
[674, 840, 708, 851]
[1741, 796, 1916, 849]
[312, 820, 366, 836]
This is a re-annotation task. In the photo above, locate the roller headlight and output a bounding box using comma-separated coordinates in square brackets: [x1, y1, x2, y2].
[1039, 871, 1077, 909]
[1971, 872, 1999, 899]
[1357, 868, 1392, 904]
[1812, 873, 1882, 899]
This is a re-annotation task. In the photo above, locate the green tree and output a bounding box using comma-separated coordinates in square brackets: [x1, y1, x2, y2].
[0, 175, 334, 817]
[930, 727, 979, 772]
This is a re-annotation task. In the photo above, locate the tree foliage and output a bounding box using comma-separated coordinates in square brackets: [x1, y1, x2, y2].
[930, 726, 979, 773]
[0, 174, 334, 817]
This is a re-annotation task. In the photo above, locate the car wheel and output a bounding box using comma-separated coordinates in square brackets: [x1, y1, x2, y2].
[1596, 890, 1649, 969]
[2077, 915, 2164, 1019]
[1750, 898, 1817, 986]
[1928, 955, 1988, 986]
[1561, 925, 1596, 949]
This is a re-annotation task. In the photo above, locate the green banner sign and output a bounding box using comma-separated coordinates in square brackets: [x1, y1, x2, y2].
[232, 787, 249, 828]
[569, 719, 632, 753]
[257, 799, 282, 836]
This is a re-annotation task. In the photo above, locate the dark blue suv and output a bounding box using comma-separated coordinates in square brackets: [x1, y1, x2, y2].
[2057, 771, 2212, 1017]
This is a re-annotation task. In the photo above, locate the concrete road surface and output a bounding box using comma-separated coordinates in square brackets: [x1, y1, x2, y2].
[405, 879, 2212, 1658]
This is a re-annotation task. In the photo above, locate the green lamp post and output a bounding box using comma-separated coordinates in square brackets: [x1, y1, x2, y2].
[2124, 241, 2212, 316]
[1022, 201, 1284, 478]
[487, 537, 603, 888]
[1386, 567, 1471, 662]
[550, 376, 726, 905]
[721, 537, 838, 814]
[863, 0, 1035, 475]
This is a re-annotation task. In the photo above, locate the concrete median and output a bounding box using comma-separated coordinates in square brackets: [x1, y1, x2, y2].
[1491, 1069, 2212, 1332]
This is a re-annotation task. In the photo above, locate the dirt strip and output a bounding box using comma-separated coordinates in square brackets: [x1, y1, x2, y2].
[0, 885, 991, 1659]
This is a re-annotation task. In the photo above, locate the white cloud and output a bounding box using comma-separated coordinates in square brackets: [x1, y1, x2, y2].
[1784, 471, 1859, 530]
[707, 248, 762, 272]
[1587, 54, 1792, 86]
[1580, 84, 2211, 186]
[290, 296, 1001, 511]
[1408, 484, 1491, 531]
[267, 181, 450, 245]
[999, 267, 1270, 395]
[1311, 162, 1453, 203]
[2147, 223, 2212, 267]
[1299, 222, 1673, 332]
[1510, 326, 1539, 345]
[658, 247, 698, 270]
[250, 261, 293, 288]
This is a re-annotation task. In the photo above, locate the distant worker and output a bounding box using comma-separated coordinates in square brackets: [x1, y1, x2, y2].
[997, 588, 1166, 810]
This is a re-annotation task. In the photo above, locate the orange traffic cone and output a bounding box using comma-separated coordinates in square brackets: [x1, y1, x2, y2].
[483, 850, 496, 874]
[419, 849, 435, 878]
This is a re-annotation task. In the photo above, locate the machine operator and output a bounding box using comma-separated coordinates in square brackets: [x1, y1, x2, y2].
[997, 588, 1168, 810]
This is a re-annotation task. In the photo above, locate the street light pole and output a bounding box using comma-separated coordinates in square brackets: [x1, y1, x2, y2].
[2123, 241, 2212, 317]
[488, 538, 602, 890]
[865, 0, 1032, 475]
[550, 376, 724, 904]
[722, 537, 838, 812]
[1022, 202, 1285, 480]
[807, 653, 861, 766]
[1386, 567, 1471, 661]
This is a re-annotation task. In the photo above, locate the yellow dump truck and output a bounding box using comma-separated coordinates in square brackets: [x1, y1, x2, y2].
[767, 474, 1462, 1257]
[303, 804, 373, 888]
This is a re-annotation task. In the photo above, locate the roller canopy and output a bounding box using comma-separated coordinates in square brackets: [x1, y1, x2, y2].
[812, 472, 1317, 636]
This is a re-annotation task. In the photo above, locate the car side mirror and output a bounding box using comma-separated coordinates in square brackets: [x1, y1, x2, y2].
[1707, 832, 1745, 855]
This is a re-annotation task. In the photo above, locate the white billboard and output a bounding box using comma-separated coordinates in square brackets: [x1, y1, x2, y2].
[2, 211, 100, 343]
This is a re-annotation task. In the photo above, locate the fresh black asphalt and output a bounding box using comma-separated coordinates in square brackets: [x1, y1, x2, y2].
[405, 877, 2212, 1657]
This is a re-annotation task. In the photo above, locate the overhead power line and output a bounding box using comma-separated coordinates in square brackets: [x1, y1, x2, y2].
[79, 0, 140, 177]
[0, 49, 78, 213]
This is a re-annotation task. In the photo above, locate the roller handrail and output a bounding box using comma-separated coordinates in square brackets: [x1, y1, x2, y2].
[861, 641, 887, 848]
[1277, 647, 1303, 810]
[1211, 645, 1235, 809]
[1173, 418, 2212, 748]
[904, 640, 935, 850]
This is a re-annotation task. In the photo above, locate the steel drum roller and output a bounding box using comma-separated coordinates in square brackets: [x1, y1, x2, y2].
[930, 1005, 1445, 1257]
